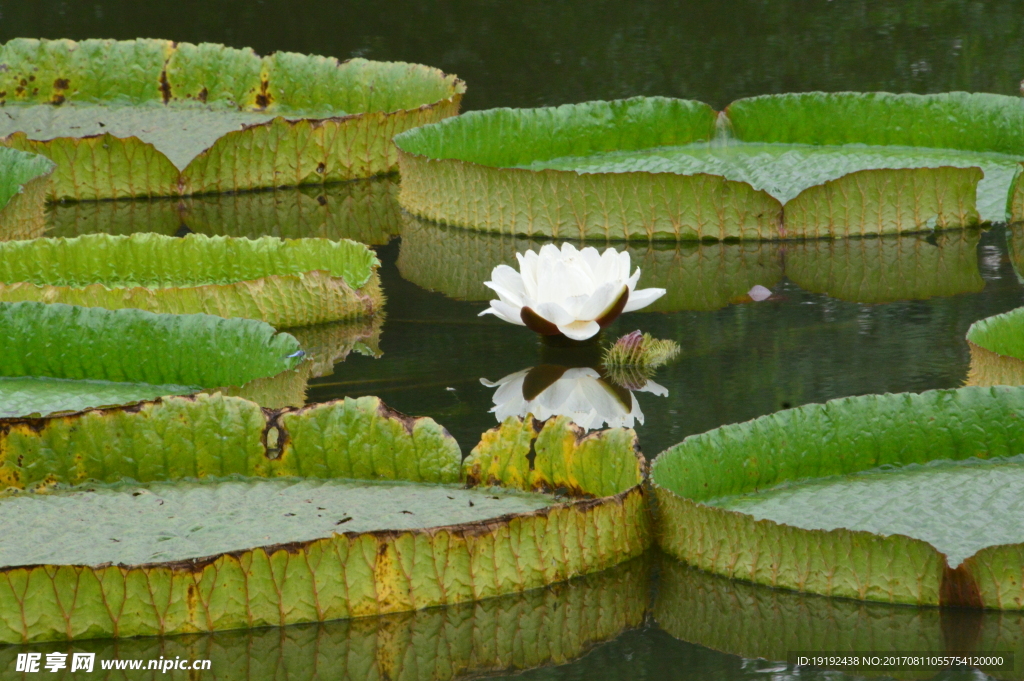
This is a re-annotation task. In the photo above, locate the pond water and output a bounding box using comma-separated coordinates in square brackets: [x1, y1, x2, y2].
[6, 1, 1024, 678]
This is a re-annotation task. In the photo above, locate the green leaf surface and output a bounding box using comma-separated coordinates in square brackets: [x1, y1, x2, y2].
[0, 38, 465, 197]
[0, 144, 54, 239]
[0, 555, 647, 681]
[710, 457, 1024, 567]
[651, 386, 1024, 608]
[397, 93, 1024, 238]
[524, 141, 1011, 222]
[44, 178, 401, 246]
[0, 376, 194, 418]
[0, 233, 383, 328]
[0, 300, 302, 417]
[0, 301, 300, 387]
[0, 478, 554, 567]
[726, 91, 1024, 154]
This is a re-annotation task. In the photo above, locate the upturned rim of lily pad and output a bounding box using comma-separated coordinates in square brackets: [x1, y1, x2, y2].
[395, 92, 1024, 241]
[0, 145, 54, 240]
[651, 385, 1024, 610]
[0, 300, 307, 417]
[966, 306, 1024, 387]
[0, 393, 650, 643]
[0, 38, 466, 199]
[0, 232, 384, 328]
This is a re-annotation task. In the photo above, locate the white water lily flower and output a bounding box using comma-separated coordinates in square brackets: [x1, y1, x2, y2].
[479, 243, 666, 341]
[480, 365, 668, 431]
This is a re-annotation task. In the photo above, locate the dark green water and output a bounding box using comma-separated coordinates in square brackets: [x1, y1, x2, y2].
[6, 2, 1024, 678]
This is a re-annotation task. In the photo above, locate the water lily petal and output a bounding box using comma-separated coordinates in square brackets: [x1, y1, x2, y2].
[636, 378, 669, 396]
[627, 266, 641, 290]
[517, 251, 541, 299]
[579, 246, 604, 278]
[534, 301, 576, 326]
[577, 375, 632, 420]
[492, 373, 530, 403]
[479, 299, 526, 325]
[537, 257, 595, 302]
[540, 243, 562, 259]
[556, 319, 601, 340]
[622, 286, 666, 313]
[578, 282, 627, 321]
[536, 376, 578, 411]
[484, 280, 526, 308]
[480, 368, 530, 389]
[616, 250, 632, 281]
[492, 398, 530, 422]
[748, 284, 773, 301]
[489, 264, 526, 295]
[593, 247, 622, 285]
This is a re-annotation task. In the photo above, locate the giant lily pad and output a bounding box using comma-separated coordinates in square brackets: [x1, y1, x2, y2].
[395, 93, 1024, 240]
[43, 177, 402, 246]
[965, 307, 1024, 387]
[652, 386, 1024, 609]
[398, 215, 982, 309]
[0, 38, 465, 200]
[655, 555, 1021, 678]
[0, 300, 304, 417]
[0, 145, 54, 240]
[0, 232, 383, 328]
[0, 556, 647, 680]
[0, 394, 648, 642]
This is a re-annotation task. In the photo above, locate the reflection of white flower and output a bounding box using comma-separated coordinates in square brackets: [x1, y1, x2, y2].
[480, 366, 668, 430]
[479, 243, 666, 341]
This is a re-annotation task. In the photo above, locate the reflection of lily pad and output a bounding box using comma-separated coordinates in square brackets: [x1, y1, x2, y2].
[0, 556, 647, 680]
[0, 301, 301, 417]
[397, 216, 783, 312]
[0, 145, 54, 240]
[0, 38, 465, 199]
[966, 307, 1024, 387]
[784, 230, 984, 303]
[400, 215, 984, 308]
[235, 316, 385, 409]
[0, 233, 383, 328]
[652, 386, 1024, 609]
[655, 555, 1021, 678]
[396, 93, 1024, 239]
[44, 177, 402, 246]
[0, 396, 648, 641]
